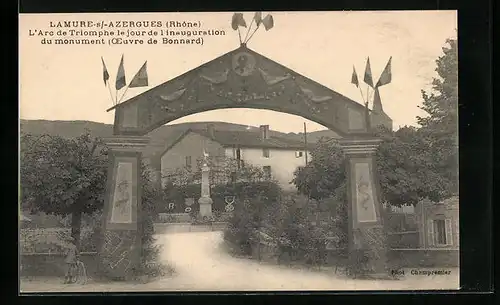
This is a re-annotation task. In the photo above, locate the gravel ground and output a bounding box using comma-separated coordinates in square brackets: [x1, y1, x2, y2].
[20, 231, 459, 292]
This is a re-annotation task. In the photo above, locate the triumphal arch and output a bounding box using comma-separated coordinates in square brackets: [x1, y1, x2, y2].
[100, 43, 389, 279]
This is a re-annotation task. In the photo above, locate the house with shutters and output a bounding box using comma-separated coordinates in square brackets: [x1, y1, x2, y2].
[385, 196, 459, 252]
[160, 124, 312, 191]
[415, 196, 459, 249]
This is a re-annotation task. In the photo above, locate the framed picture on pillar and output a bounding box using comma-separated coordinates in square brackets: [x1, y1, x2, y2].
[18, 7, 492, 297]
[354, 162, 378, 223]
[106, 155, 140, 230]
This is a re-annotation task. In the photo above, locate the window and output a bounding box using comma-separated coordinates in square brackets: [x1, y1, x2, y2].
[428, 217, 453, 247]
[434, 219, 446, 245]
[263, 166, 272, 179]
[185, 156, 192, 168]
[262, 148, 270, 158]
[295, 151, 304, 158]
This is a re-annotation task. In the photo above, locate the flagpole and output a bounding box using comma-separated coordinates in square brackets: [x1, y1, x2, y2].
[106, 82, 114, 104]
[237, 27, 242, 44]
[357, 84, 366, 104]
[117, 84, 131, 105]
[367, 84, 377, 104]
[365, 84, 370, 107]
[245, 25, 260, 44]
[303, 122, 308, 166]
[243, 18, 255, 43]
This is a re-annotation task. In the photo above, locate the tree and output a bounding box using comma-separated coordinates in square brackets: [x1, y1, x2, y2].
[417, 37, 458, 194]
[293, 127, 455, 208]
[292, 138, 345, 201]
[20, 132, 108, 250]
[162, 155, 270, 187]
[374, 126, 455, 205]
[293, 37, 458, 205]
[135, 163, 168, 277]
[417, 37, 458, 134]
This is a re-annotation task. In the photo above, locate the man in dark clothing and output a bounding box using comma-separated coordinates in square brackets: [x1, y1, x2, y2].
[63, 237, 78, 284]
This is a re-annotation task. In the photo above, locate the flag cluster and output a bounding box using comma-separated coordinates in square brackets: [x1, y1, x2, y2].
[351, 56, 392, 89]
[351, 56, 392, 126]
[101, 55, 149, 105]
[231, 12, 274, 44]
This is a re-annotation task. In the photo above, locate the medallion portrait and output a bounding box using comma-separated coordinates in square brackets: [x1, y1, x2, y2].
[232, 52, 256, 76]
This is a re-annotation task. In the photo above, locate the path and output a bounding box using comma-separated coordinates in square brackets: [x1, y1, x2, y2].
[21, 231, 459, 292]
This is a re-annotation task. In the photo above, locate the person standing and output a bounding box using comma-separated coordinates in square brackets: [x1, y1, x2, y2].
[63, 236, 78, 284]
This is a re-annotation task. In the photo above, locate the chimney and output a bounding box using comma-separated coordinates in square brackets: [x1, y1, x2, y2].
[206, 124, 216, 140]
[259, 125, 270, 140]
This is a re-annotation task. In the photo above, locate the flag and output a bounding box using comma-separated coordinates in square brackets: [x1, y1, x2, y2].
[363, 57, 374, 87]
[129, 61, 148, 88]
[351, 66, 359, 87]
[262, 14, 274, 31]
[115, 55, 126, 90]
[372, 87, 384, 112]
[101, 57, 109, 86]
[231, 13, 247, 30]
[376, 56, 392, 87]
[254, 12, 263, 27]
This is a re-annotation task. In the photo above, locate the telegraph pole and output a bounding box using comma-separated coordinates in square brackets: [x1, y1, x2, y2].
[303, 122, 308, 165]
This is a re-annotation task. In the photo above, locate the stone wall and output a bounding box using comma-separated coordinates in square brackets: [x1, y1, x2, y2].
[389, 249, 459, 268]
[247, 241, 459, 269]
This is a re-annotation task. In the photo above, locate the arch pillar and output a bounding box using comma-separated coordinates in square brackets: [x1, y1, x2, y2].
[339, 137, 390, 278]
[97, 136, 150, 279]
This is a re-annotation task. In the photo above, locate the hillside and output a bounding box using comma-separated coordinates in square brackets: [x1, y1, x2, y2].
[20, 119, 340, 167]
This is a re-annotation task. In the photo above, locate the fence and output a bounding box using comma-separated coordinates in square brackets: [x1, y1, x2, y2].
[153, 222, 228, 234]
[156, 212, 232, 223]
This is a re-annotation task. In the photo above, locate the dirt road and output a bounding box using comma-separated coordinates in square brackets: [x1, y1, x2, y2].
[21, 231, 459, 292]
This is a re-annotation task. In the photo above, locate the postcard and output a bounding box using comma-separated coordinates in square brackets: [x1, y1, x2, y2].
[19, 11, 459, 292]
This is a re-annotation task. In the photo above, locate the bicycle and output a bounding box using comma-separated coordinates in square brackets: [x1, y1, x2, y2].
[67, 258, 88, 285]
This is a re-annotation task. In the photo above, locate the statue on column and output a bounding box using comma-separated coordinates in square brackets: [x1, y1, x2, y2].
[198, 149, 213, 220]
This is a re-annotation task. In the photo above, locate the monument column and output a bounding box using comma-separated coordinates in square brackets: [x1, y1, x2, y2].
[198, 162, 213, 219]
[339, 137, 391, 279]
[98, 136, 150, 279]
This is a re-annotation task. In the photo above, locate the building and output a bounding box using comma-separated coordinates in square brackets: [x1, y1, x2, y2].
[415, 196, 459, 249]
[160, 124, 312, 191]
[385, 196, 459, 250]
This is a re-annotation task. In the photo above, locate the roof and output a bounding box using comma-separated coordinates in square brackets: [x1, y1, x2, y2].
[161, 128, 313, 157]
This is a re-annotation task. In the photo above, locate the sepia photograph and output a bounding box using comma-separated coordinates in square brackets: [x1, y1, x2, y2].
[19, 11, 459, 292]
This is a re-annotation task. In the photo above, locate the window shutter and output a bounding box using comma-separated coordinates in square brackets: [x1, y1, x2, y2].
[445, 218, 453, 246]
[427, 219, 434, 247]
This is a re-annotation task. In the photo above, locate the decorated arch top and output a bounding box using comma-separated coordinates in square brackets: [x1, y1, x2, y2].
[108, 44, 369, 137]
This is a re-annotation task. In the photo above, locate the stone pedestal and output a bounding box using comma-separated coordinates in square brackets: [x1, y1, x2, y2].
[198, 164, 213, 219]
[339, 137, 392, 279]
[97, 136, 150, 279]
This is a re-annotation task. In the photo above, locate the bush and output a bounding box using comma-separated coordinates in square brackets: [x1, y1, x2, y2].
[132, 164, 170, 279]
[223, 182, 281, 255]
[223, 190, 350, 269]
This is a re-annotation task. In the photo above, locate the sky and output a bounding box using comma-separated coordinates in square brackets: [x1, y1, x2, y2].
[19, 11, 457, 133]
